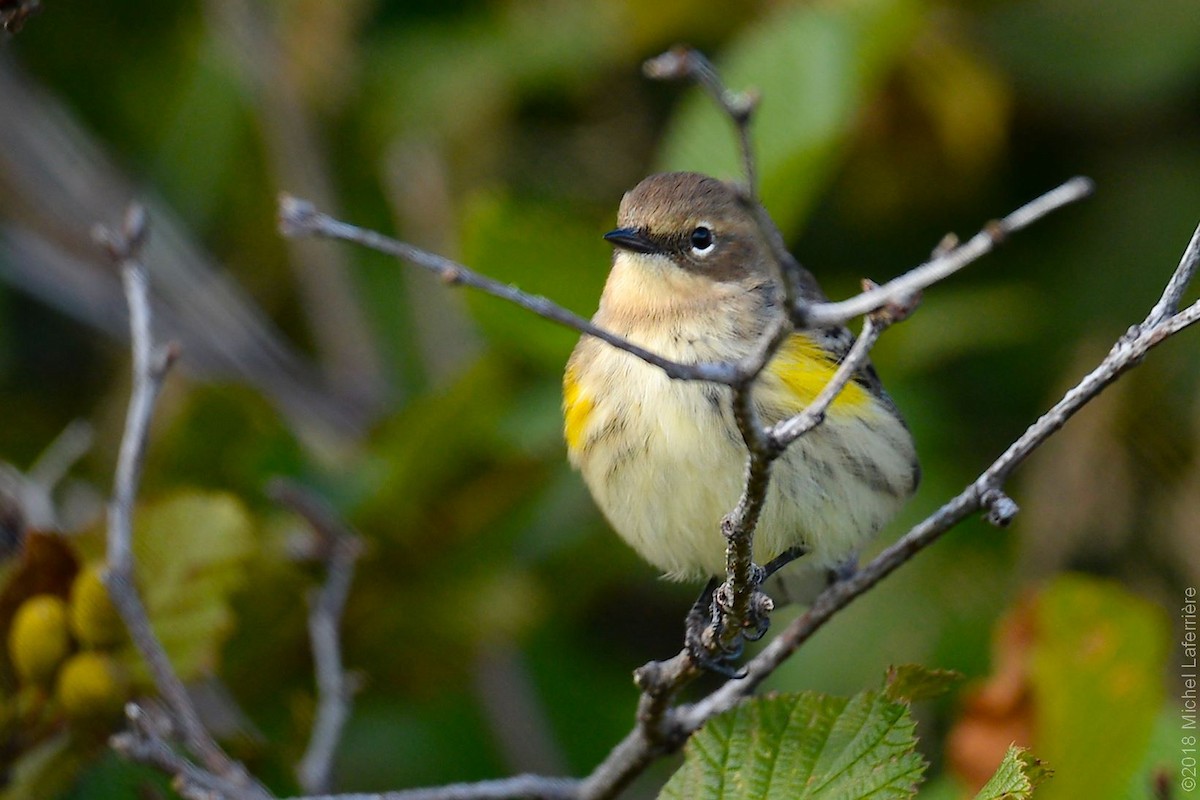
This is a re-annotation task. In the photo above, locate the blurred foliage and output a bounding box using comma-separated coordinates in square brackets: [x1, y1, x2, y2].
[935, 575, 1176, 797]
[0, 0, 1198, 797]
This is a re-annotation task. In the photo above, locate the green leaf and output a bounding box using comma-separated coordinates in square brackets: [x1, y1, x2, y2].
[972, 745, 1052, 800]
[1120, 708, 1188, 799]
[884, 664, 962, 703]
[1029, 575, 1168, 799]
[124, 491, 256, 682]
[659, 690, 926, 800]
[656, 0, 925, 239]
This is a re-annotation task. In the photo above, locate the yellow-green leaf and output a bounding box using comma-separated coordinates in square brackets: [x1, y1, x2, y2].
[124, 491, 255, 682]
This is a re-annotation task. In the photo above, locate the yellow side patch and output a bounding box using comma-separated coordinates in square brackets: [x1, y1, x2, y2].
[764, 333, 872, 415]
[562, 367, 594, 453]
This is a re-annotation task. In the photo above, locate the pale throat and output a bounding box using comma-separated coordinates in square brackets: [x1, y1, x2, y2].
[599, 253, 742, 325]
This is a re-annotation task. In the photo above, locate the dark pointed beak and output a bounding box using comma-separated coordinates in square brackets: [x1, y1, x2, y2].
[603, 227, 659, 255]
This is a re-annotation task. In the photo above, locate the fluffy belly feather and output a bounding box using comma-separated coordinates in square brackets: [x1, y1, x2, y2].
[568, 338, 917, 580]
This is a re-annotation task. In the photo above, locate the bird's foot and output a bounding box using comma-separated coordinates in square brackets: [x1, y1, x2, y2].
[684, 579, 747, 677]
[683, 548, 811, 676]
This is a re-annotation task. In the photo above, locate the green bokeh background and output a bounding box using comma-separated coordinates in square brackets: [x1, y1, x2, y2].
[1, 0, 1198, 797]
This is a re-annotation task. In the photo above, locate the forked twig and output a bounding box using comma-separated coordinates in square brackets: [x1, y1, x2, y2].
[98, 205, 271, 799]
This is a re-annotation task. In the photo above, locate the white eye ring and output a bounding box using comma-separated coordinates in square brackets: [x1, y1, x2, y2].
[690, 224, 715, 256]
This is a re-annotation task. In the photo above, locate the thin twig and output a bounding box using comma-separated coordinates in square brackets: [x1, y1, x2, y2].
[278, 195, 736, 385]
[1148, 222, 1200, 323]
[112, 704, 254, 800]
[280, 775, 582, 800]
[802, 177, 1094, 329]
[277, 174, 1085, 391]
[98, 205, 272, 799]
[269, 479, 364, 795]
[26, 418, 93, 491]
[643, 47, 760, 197]
[770, 307, 892, 447]
[643, 48, 811, 315]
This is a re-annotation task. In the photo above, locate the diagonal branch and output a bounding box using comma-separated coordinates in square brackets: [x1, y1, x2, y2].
[674, 220, 1200, 729]
[803, 177, 1094, 329]
[1148, 221, 1200, 324]
[277, 195, 736, 385]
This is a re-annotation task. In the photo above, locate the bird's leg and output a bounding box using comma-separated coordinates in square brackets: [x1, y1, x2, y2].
[740, 545, 808, 642]
[761, 545, 808, 581]
[684, 578, 747, 678]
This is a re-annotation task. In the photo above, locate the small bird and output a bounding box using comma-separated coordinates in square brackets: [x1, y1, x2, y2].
[563, 172, 919, 598]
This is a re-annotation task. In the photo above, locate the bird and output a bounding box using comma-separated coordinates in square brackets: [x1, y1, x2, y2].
[562, 172, 919, 606]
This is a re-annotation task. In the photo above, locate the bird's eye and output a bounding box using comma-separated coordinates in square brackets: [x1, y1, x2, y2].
[690, 225, 715, 255]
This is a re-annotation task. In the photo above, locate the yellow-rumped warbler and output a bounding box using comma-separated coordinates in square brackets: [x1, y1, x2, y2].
[563, 172, 918, 594]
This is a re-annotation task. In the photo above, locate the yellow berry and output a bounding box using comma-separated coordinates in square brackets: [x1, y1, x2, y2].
[8, 595, 70, 685]
[70, 565, 124, 648]
[55, 651, 128, 722]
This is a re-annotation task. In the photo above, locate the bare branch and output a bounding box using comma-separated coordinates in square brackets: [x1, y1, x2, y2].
[98, 205, 272, 799]
[279, 775, 581, 800]
[1148, 221, 1200, 324]
[269, 479, 364, 795]
[643, 47, 816, 314]
[643, 47, 760, 195]
[278, 195, 737, 386]
[26, 419, 93, 491]
[112, 704, 255, 800]
[804, 177, 1094, 328]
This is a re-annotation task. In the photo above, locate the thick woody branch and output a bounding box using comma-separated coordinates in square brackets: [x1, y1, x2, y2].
[98, 205, 272, 799]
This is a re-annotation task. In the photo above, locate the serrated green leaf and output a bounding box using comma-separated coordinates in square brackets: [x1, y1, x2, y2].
[656, 0, 925, 239]
[660, 691, 926, 800]
[972, 745, 1052, 800]
[884, 664, 963, 703]
[121, 491, 255, 682]
[1029, 575, 1168, 799]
